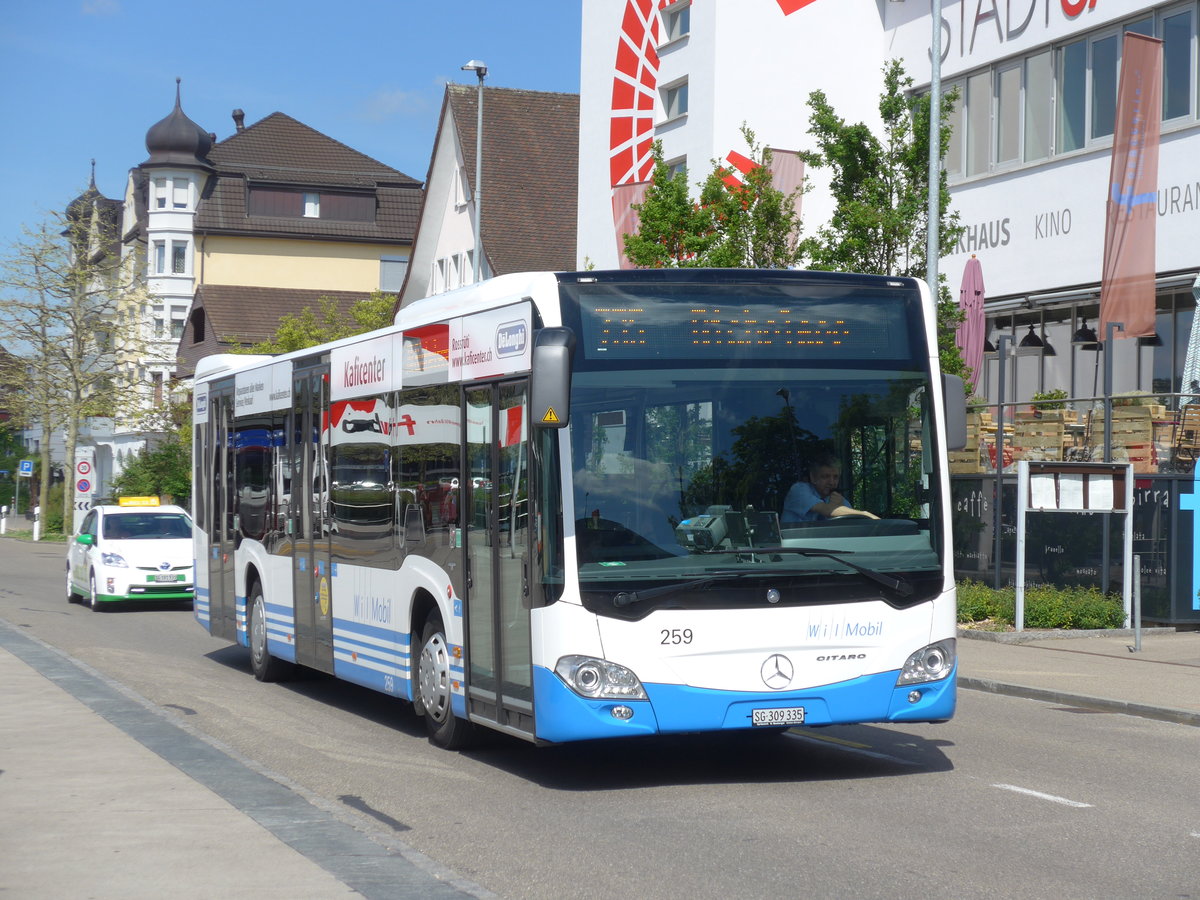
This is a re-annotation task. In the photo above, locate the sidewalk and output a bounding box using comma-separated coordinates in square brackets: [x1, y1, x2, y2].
[0, 626, 490, 900]
[957, 627, 1200, 727]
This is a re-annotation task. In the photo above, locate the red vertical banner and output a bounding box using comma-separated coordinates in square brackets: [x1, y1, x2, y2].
[1100, 33, 1163, 339]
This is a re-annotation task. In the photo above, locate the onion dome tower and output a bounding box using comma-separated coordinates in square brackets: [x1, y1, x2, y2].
[143, 78, 214, 170]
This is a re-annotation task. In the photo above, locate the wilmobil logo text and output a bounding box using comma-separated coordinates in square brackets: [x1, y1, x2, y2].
[496, 321, 528, 357]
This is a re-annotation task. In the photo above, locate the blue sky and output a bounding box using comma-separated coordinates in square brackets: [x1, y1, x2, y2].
[0, 0, 582, 252]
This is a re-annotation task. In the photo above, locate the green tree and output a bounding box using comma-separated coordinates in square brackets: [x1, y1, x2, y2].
[0, 208, 161, 535]
[109, 438, 192, 506]
[239, 291, 396, 354]
[802, 60, 969, 382]
[623, 127, 803, 269]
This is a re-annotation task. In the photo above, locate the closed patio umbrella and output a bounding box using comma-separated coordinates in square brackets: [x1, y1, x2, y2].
[956, 255, 986, 392]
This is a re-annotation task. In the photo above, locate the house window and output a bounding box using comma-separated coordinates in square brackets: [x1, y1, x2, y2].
[1023, 50, 1053, 162]
[455, 169, 470, 208]
[303, 193, 320, 218]
[171, 318, 185, 340]
[152, 372, 164, 406]
[153, 316, 164, 338]
[1057, 39, 1087, 153]
[995, 63, 1022, 168]
[1163, 9, 1194, 120]
[380, 255, 409, 292]
[154, 179, 168, 209]
[965, 70, 991, 176]
[191, 310, 206, 344]
[662, 1, 690, 43]
[667, 156, 688, 179]
[171, 241, 187, 275]
[153, 241, 166, 274]
[172, 178, 189, 209]
[662, 79, 688, 121]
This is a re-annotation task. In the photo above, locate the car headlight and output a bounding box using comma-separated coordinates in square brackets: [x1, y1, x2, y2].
[100, 552, 128, 568]
[896, 639, 956, 685]
[555, 655, 647, 700]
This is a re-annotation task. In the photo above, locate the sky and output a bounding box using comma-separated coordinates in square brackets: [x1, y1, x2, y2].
[0, 0, 582, 252]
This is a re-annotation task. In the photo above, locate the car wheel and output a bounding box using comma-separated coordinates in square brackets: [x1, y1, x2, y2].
[249, 586, 292, 682]
[415, 613, 474, 750]
[88, 571, 105, 612]
[67, 566, 82, 604]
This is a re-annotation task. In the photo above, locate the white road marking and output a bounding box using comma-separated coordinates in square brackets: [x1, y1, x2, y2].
[992, 783, 1093, 808]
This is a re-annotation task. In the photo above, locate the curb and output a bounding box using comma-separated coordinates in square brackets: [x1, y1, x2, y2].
[957, 627, 1178, 644]
[959, 676, 1200, 728]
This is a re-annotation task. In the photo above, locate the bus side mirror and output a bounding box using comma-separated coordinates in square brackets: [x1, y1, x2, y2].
[942, 374, 967, 451]
[530, 327, 575, 429]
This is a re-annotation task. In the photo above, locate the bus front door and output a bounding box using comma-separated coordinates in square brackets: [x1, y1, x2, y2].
[291, 366, 334, 674]
[207, 383, 237, 641]
[464, 382, 534, 738]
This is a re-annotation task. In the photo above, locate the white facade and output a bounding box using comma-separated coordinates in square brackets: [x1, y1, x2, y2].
[578, 0, 1200, 399]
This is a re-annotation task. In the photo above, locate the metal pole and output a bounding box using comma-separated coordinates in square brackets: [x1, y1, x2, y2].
[926, 0, 943, 298]
[1102, 321, 1123, 595]
[472, 70, 485, 283]
[993, 334, 1012, 589]
[1132, 552, 1142, 652]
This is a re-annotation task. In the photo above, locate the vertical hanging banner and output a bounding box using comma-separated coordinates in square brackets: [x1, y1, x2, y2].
[1100, 33, 1163, 339]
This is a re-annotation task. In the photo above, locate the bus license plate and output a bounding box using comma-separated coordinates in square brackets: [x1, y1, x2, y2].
[151, 574, 180, 583]
[752, 706, 805, 727]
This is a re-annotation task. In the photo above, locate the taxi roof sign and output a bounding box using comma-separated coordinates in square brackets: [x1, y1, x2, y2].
[118, 496, 161, 507]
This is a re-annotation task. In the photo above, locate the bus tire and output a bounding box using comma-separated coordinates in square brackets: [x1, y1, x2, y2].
[416, 613, 474, 750]
[249, 586, 293, 683]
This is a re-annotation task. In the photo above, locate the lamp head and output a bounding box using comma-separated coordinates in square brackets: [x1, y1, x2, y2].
[461, 59, 488, 79]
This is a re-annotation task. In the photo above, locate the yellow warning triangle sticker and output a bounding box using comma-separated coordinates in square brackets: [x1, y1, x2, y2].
[541, 407, 561, 424]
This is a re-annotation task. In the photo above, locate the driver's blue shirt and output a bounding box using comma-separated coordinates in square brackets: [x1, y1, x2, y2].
[782, 481, 828, 523]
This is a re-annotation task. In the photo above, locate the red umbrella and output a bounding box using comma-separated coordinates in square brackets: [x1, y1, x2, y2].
[956, 255, 986, 391]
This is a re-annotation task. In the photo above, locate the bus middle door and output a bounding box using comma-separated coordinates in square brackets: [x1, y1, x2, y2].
[464, 381, 534, 738]
[291, 365, 334, 674]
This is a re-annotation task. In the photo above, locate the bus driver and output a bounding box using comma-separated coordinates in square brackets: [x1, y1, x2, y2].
[782, 452, 878, 524]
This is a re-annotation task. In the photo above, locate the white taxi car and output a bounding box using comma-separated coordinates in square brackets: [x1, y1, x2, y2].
[66, 498, 194, 610]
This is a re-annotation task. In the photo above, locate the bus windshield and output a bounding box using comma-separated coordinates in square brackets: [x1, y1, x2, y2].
[560, 276, 944, 618]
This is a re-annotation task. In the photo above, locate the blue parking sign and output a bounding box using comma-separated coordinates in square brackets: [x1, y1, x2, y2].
[18, 459, 33, 477]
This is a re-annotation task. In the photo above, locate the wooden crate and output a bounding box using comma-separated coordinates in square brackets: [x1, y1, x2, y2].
[1014, 420, 1066, 461]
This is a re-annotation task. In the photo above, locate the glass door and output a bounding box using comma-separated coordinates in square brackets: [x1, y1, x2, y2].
[291, 366, 334, 673]
[464, 381, 534, 736]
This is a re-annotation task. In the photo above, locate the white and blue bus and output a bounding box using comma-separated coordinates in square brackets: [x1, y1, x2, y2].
[193, 269, 967, 748]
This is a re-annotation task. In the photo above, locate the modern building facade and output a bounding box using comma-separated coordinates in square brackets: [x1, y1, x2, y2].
[578, 0, 1200, 621]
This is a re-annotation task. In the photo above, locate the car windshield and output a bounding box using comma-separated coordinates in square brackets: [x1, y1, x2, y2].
[103, 513, 192, 540]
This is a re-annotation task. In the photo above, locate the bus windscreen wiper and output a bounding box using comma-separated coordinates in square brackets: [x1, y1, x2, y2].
[698, 547, 914, 598]
[611, 572, 753, 608]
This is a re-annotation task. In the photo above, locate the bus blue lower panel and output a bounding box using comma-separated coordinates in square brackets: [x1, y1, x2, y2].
[532, 664, 957, 744]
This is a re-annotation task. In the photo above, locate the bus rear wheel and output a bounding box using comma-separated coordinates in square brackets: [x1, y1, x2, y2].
[249, 586, 293, 682]
[416, 613, 474, 750]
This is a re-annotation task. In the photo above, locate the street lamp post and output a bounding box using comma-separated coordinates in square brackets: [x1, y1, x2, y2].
[993, 333, 1013, 589]
[926, 0, 943, 301]
[461, 60, 488, 284]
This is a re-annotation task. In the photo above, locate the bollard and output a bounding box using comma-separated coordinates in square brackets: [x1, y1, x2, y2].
[32, 505, 40, 542]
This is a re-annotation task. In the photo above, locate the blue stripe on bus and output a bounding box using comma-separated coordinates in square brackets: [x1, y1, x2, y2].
[531, 665, 957, 743]
[332, 619, 413, 700]
[264, 602, 296, 662]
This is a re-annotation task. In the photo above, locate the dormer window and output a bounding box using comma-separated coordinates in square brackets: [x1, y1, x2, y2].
[247, 186, 375, 222]
[303, 193, 320, 218]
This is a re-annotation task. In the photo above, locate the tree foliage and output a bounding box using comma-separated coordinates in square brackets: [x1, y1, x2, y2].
[109, 437, 192, 506]
[623, 126, 803, 269]
[801, 60, 969, 381]
[239, 291, 397, 354]
[0, 206, 163, 534]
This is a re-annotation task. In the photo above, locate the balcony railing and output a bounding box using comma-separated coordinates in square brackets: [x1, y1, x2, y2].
[953, 391, 1200, 475]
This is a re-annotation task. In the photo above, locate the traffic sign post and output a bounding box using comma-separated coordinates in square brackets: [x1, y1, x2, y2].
[73, 449, 95, 533]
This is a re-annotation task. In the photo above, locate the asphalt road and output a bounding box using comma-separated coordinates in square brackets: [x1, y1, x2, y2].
[3, 537, 1198, 899]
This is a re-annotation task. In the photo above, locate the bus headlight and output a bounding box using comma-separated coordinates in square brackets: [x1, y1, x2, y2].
[896, 639, 956, 686]
[555, 655, 647, 700]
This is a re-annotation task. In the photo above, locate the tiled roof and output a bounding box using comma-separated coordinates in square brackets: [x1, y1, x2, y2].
[446, 85, 578, 274]
[195, 284, 369, 344]
[194, 112, 421, 243]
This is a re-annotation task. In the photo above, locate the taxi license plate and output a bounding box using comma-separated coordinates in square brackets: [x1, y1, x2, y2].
[752, 706, 805, 727]
[150, 574, 181, 583]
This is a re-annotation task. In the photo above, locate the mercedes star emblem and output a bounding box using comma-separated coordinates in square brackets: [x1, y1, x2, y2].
[761, 653, 794, 690]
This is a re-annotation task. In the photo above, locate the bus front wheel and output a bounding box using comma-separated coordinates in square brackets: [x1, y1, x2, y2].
[416, 613, 474, 750]
[249, 586, 293, 683]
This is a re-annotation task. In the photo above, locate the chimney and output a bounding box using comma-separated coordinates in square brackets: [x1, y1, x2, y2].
[232, 109, 245, 132]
